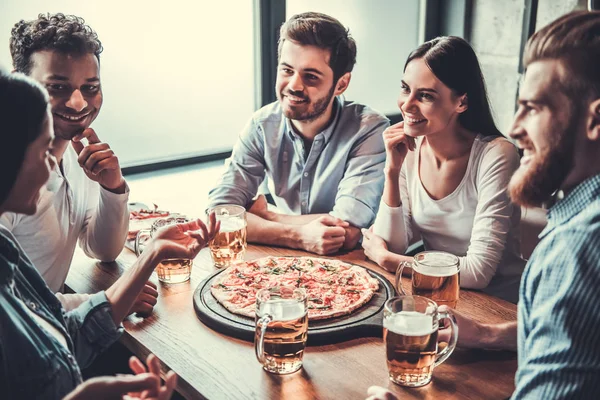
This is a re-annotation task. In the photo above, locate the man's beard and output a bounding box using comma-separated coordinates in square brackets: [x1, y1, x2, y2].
[508, 113, 579, 207]
[281, 84, 336, 122]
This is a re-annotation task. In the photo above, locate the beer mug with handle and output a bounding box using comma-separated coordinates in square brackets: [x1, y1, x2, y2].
[134, 215, 192, 284]
[207, 205, 247, 268]
[255, 287, 308, 374]
[396, 251, 460, 308]
[384, 295, 458, 387]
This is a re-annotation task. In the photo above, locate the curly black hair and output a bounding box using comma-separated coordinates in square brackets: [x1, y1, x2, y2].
[10, 13, 102, 74]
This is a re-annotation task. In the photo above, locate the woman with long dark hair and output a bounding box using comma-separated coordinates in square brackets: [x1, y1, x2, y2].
[362, 36, 525, 303]
[0, 70, 219, 399]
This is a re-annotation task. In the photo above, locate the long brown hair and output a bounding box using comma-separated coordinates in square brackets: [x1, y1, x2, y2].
[405, 36, 501, 137]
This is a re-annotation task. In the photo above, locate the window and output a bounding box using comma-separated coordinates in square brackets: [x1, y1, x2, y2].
[286, 0, 421, 115]
[0, 1, 256, 168]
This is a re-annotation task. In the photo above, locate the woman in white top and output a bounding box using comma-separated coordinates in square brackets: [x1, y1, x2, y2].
[362, 36, 525, 303]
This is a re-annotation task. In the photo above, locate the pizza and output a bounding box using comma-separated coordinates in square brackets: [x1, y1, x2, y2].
[210, 256, 380, 320]
[128, 204, 171, 240]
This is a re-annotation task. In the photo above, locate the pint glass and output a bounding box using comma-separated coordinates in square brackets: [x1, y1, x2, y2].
[384, 296, 458, 387]
[396, 251, 460, 308]
[255, 287, 308, 374]
[134, 215, 192, 284]
[208, 205, 247, 268]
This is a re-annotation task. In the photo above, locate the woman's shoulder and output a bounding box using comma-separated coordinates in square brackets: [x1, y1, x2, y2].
[474, 134, 519, 162]
[471, 134, 520, 181]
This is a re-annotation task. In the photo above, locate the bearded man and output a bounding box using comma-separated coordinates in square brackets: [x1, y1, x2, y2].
[207, 12, 388, 255]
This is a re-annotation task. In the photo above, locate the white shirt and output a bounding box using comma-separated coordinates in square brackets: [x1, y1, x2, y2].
[0, 145, 129, 293]
[373, 134, 525, 303]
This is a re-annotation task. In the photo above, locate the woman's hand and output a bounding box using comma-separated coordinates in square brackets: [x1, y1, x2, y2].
[124, 354, 177, 400]
[365, 386, 398, 400]
[361, 227, 390, 268]
[64, 353, 177, 400]
[148, 214, 220, 261]
[64, 374, 160, 400]
[383, 121, 416, 171]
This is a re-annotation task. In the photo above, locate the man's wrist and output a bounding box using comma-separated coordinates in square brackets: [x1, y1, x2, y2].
[265, 210, 280, 222]
[286, 224, 305, 250]
[101, 178, 127, 194]
[480, 322, 515, 350]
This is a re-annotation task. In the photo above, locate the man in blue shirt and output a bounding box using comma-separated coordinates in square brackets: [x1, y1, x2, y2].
[367, 10, 600, 400]
[208, 12, 388, 255]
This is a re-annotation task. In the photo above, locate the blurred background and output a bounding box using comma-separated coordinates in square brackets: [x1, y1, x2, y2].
[0, 0, 591, 173]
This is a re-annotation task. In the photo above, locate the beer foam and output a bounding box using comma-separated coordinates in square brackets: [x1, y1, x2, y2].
[413, 253, 458, 277]
[219, 218, 246, 232]
[260, 300, 306, 321]
[413, 264, 457, 277]
[384, 312, 435, 336]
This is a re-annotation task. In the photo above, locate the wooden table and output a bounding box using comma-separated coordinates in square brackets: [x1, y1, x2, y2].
[66, 245, 517, 400]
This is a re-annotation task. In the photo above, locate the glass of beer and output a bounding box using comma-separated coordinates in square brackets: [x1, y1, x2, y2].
[134, 215, 193, 284]
[395, 251, 460, 308]
[208, 205, 247, 268]
[384, 295, 458, 387]
[254, 286, 308, 374]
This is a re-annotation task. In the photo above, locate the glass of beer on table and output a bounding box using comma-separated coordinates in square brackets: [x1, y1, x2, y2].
[208, 205, 247, 268]
[395, 251, 460, 308]
[254, 286, 308, 374]
[134, 215, 193, 284]
[384, 295, 458, 387]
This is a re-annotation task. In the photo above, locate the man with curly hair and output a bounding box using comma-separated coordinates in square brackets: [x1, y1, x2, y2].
[1, 13, 157, 315]
[208, 12, 388, 255]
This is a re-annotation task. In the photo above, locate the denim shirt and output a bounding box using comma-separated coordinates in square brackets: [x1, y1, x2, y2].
[0, 225, 123, 399]
[207, 96, 389, 228]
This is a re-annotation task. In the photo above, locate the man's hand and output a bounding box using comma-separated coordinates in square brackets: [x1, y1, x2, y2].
[366, 386, 398, 400]
[437, 305, 519, 350]
[131, 281, 159, 317]
[297, 215, 348, 255]
[361, 227, 390, 268]
[71, 128, 126, 193]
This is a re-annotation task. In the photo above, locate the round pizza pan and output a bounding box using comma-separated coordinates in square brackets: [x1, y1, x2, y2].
[193, 259, 396, 345]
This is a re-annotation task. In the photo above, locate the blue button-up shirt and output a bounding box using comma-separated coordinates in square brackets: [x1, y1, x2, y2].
[207, 96, 389, 228]
[0, 225, 122, 399]
[514, 174, 600, 399]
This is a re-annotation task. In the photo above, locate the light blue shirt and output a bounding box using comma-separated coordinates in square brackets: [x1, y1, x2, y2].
[208, 97, 389, 228]
[514, 173, 600, 399]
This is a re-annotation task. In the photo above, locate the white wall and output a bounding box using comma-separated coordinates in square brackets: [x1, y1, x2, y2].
[286, 0, 421, 116]
[0, 1, 256, 167]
